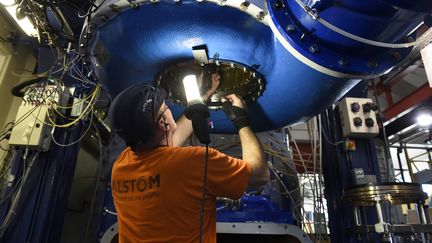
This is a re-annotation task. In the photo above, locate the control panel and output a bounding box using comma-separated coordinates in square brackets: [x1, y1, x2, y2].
[338, 97, 379, 138]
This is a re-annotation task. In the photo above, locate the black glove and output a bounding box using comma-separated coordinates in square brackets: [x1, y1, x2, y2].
[222, 101, 250, 130]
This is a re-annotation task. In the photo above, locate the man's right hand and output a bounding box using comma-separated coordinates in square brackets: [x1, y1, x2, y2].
[222, 94, 269, 190]
[221, 94, 250, 131]
[223, 94, 245, 109]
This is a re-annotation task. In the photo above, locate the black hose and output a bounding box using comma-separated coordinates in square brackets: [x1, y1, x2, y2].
[11, 78, 42, 97]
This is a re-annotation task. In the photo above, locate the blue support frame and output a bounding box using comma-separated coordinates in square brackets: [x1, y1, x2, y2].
[320, 82, 384, 243]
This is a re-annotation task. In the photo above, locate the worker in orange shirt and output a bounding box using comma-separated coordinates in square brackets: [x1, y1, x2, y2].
[109, 71, 269, 243]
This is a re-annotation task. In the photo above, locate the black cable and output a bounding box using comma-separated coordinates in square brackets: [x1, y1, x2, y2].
[198, 144, 209, 243]
[11, 77, 43, 97]
[26, 151, 48, 241]
[0, 176, 23, 207]
[78, 0, 108, 18]
[2, 72, 63, 140]
[2, 78, 85, 141]
[0, 152, 18, 207]
[0, 151, 39, 239]
[10, 90, 49, 237]
[55, 0, 86, 15]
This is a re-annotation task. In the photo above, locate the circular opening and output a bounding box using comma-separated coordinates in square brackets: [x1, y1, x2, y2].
[156, 60, 265, 109]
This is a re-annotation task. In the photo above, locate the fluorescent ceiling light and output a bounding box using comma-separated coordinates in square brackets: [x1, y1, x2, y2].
[417, 113, 432, 127]
[3, 4, 38, 37]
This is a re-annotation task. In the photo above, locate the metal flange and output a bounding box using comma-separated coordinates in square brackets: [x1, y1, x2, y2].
[343, 182, 428, 206]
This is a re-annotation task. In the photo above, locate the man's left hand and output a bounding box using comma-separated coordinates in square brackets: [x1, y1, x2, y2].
[202, 72, 220, 101]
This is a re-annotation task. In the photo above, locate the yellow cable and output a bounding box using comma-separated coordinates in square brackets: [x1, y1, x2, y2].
[53, 89, 95, 109]
[29, 86, 100, 128]
[47, 86, 100, 128]
[51, 106, 76, 121]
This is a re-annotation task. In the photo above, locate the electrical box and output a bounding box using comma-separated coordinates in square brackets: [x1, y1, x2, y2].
[8, 86, 59, 151]
[8, 104, 53, 151]
[338, 97, 379, 138]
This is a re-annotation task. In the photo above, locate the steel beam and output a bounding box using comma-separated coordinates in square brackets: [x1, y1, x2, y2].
[384, 84, 432, 120]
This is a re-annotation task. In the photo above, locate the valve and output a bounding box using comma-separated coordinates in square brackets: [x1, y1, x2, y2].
[353, 117, 362, 127]
[350, 102, 360, 112]
[365, 118, 375, 127]
[363, 102, 378, 113]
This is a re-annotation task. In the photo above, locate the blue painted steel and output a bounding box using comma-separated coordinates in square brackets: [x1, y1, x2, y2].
[216, 162, 295, 224]
[293, 0, 430, 44]
[97, 135, 125, 240]
[216, 195, 293, 223]
[98, 183, 118, 240]
[321, 82, 383, 243]
[0, 127, 82, 243]
[91, 1, 358, 133]
[87, 0, 428, 133]
[268, 0, 415, 74]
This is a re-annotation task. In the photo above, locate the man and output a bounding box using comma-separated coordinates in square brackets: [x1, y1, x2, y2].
[109, 73, 269, 243]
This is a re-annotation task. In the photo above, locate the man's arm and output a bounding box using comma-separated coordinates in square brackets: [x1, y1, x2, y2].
[173, 73, 220, 146]
[239, 126, 269, 190]
[223, 94, 269, 190]
[172, 115, 193, 146]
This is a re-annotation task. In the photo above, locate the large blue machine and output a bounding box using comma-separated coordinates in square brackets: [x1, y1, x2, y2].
[81, 0, 431, 133]
[80, 0, 431, 242]
[1, 0, 432, 242]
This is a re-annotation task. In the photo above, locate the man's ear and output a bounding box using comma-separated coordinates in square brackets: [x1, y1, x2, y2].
[158, 118, 169, 131]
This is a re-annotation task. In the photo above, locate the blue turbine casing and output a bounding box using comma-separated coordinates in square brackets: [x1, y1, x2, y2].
[216, 195, 293, 223]
[82, 0, 431, 133]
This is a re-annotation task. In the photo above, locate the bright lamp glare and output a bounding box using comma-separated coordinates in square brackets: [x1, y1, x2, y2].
[5, 5, 38, 37]
[0, 0, 16, 5]
[417, 114, 432, 127]
[183, 75, 202, 104]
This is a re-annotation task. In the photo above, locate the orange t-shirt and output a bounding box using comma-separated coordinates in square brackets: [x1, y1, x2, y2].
[111, 146, 252, 243]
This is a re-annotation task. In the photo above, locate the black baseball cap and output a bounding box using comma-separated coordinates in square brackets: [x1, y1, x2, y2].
[109, 84, 167, 146]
